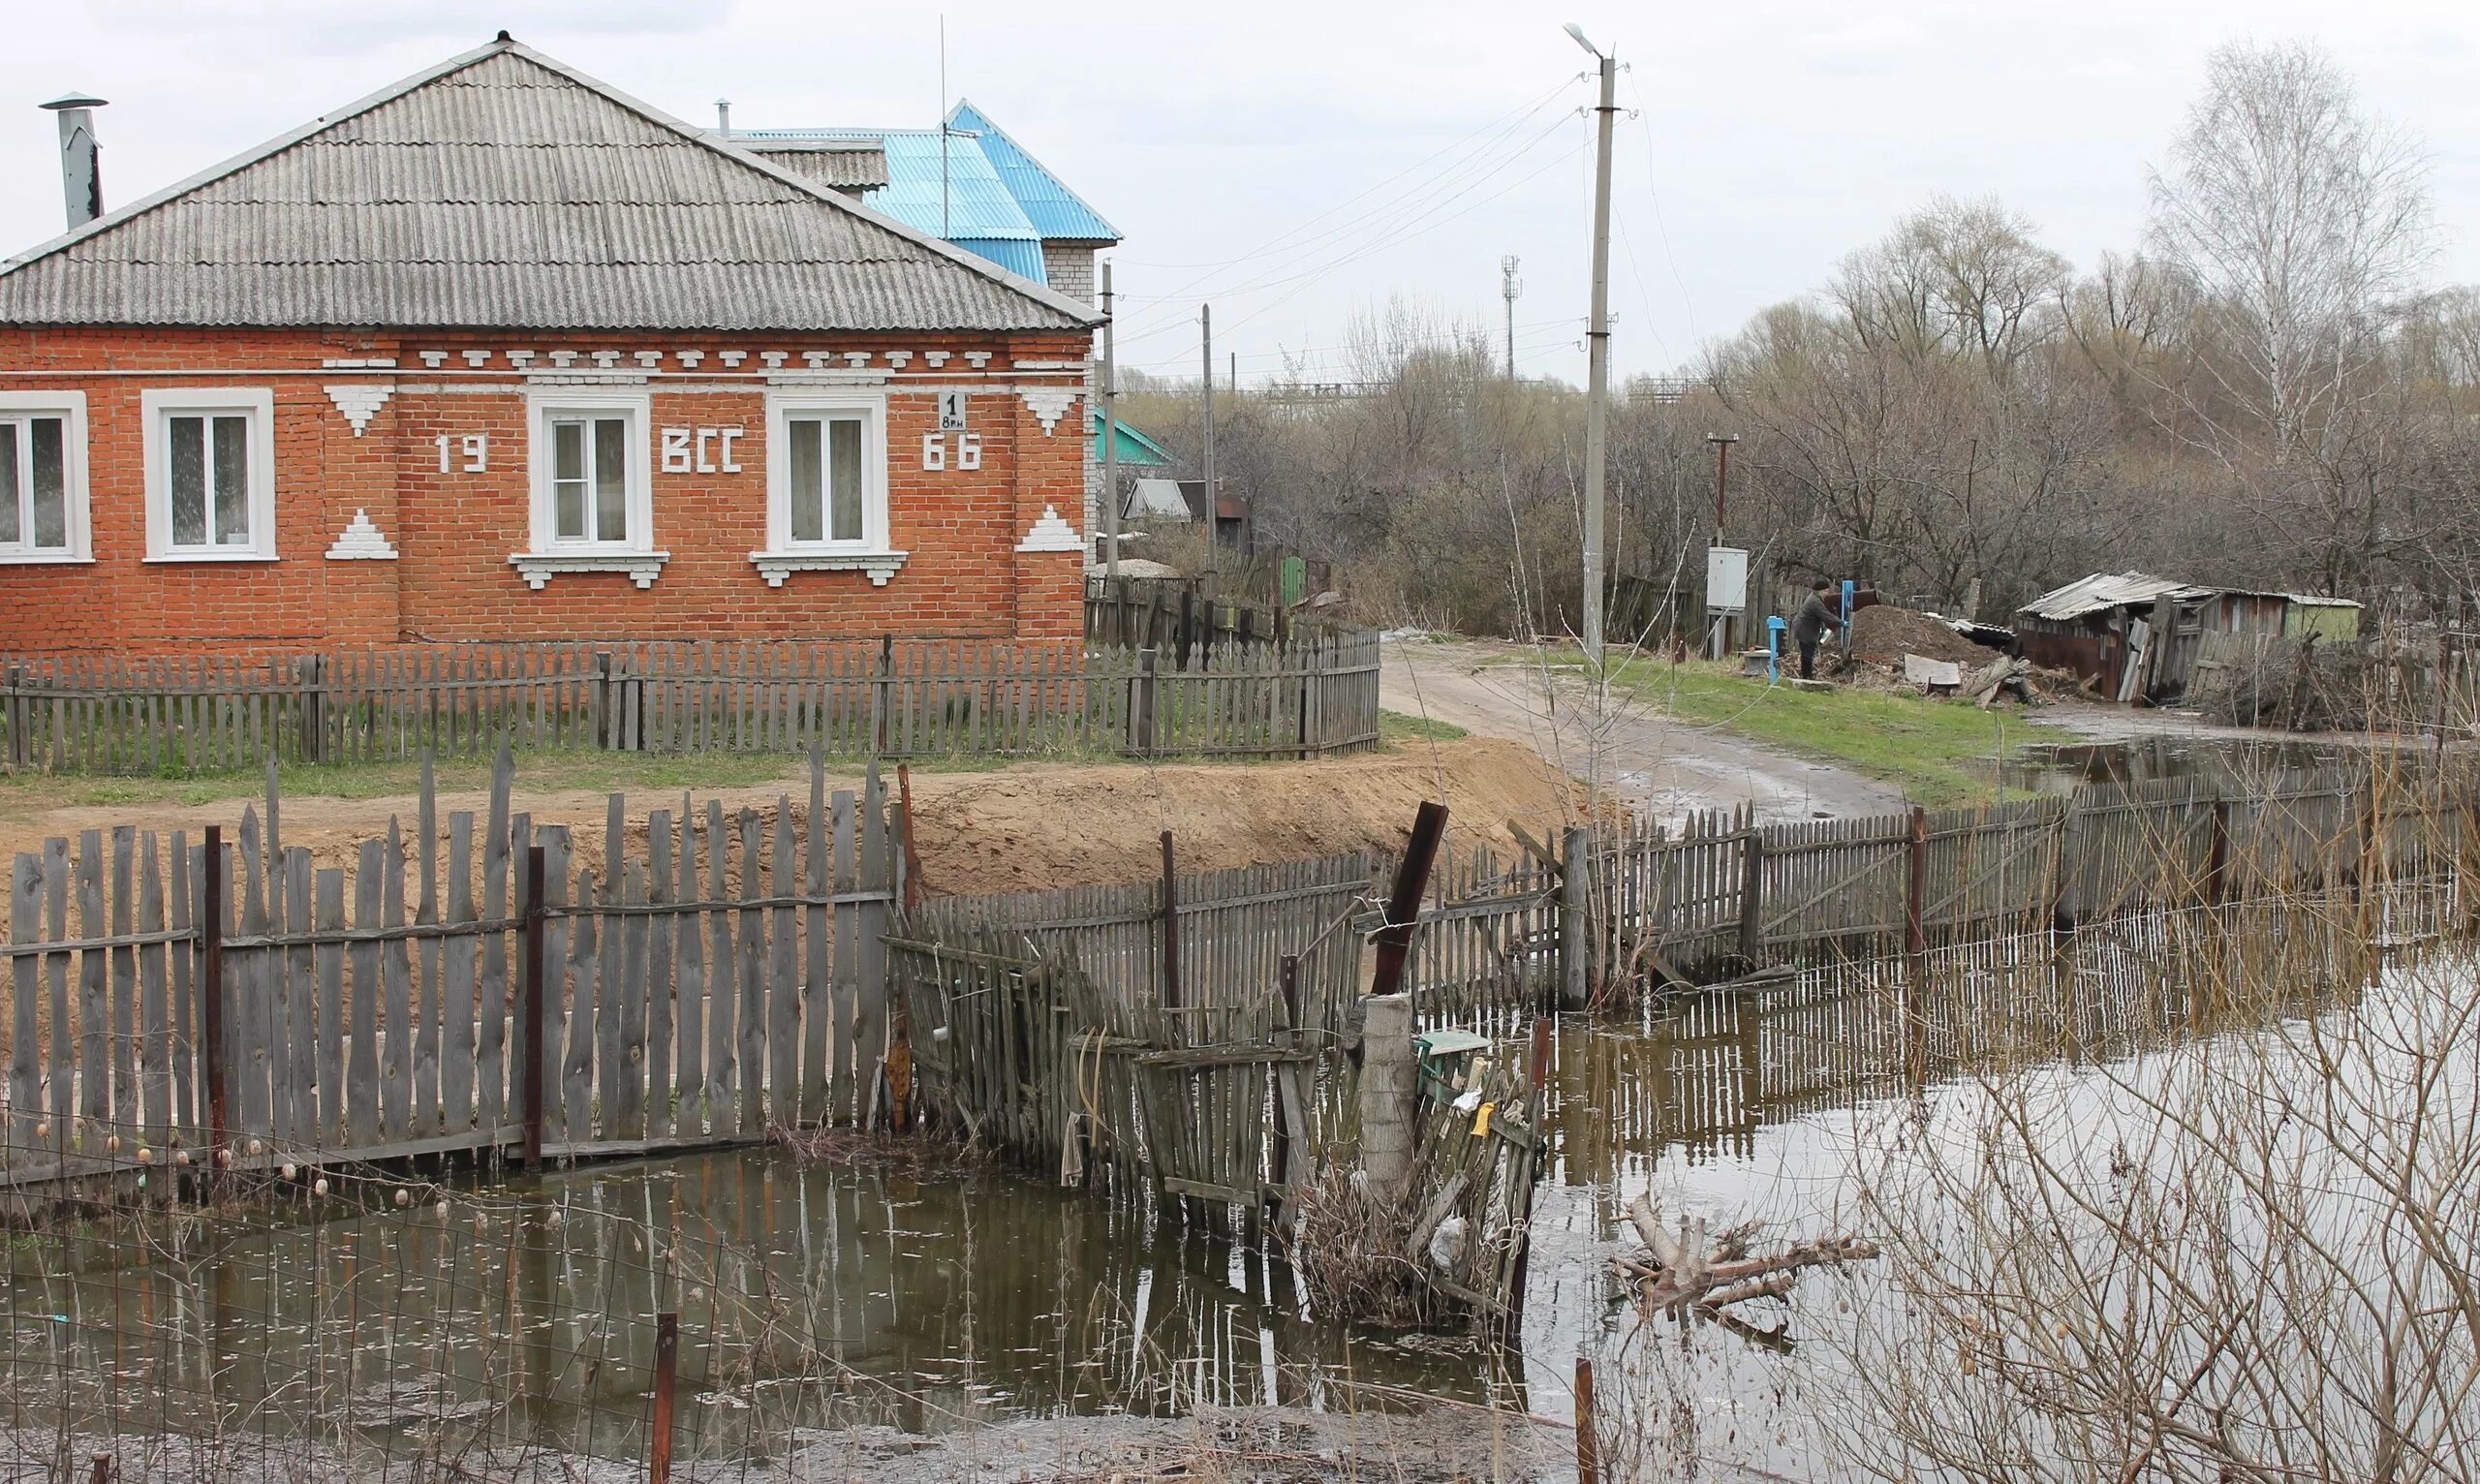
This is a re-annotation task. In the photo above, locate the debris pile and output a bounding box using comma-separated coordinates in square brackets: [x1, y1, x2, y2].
[1611, 1195, 1878, 1325]
[1846, 604, 1994, 668]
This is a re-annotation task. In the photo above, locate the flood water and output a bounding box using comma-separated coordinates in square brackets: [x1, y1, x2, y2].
[0, 891, 2439, 1475]
[2005, 731, 2359, 793]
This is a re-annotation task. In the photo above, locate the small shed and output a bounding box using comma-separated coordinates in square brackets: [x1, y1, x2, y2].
[2016, 572, 2364, 702]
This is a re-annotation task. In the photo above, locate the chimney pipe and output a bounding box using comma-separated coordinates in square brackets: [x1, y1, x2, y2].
[714, 97, 730, 136]
[40, 90, 107, 230]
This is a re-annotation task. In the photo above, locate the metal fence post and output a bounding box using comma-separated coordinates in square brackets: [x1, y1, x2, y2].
[1574, 1355, 1599, 1484]
[648, 1312, 680, 1484]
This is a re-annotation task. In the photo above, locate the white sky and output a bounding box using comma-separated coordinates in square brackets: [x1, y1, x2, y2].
[2, 0, 2474, 386]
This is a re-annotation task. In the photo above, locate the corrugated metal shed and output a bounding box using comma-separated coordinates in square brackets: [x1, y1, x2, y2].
[0, 39, 1093, 333]
[947, 102, 1120, 242]
[1090, 411, 1176, 468]
[2017, 572, 2218, 624]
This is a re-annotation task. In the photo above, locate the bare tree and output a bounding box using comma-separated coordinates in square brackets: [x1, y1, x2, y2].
[2146, 40, 2434, 464]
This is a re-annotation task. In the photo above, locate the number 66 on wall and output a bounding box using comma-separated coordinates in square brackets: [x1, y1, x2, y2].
[920, 432, 981, 471]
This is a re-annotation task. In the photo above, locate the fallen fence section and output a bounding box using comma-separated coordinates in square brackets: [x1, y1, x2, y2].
[0, 626, 1380, 776]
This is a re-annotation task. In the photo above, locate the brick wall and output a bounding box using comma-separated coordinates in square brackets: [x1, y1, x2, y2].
[0, 326, 1092, 653]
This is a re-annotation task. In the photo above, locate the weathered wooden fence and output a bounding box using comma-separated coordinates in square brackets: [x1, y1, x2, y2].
[0, 750, 899, 1189]
[0, 620, 1380, 775]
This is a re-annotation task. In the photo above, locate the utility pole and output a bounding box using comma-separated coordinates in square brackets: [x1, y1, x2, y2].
[1200, 304, 1215, 545]
[1501, 255, 1522, 383]
[1101, 261, 1120, 578]
[1707, 433, 1739, 541]
[1567, 24, 1619, 673]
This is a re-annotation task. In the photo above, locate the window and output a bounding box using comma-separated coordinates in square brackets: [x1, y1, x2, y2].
[787, 414, 866, 543]
[0, 392, 88, 563]
[551, 415, 631, 543]
[141, 388, 275, 562]
[754, 390, 904, 587]
[516, 388, 663, 590]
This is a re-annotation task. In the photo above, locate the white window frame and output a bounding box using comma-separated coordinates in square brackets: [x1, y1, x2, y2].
[0, 390, 91, 565]
[753, 387, 906, 587]
[513, 387, 666, 590]
[141, 387, 276, 563]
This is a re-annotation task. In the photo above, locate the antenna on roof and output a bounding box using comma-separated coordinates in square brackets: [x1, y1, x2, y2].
[938, 14, 950, 241]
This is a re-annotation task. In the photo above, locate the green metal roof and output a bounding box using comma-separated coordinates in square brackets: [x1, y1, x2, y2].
[1090, 411, 1176, 468]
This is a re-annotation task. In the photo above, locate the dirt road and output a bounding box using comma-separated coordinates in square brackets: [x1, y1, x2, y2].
[1381, 636, 1905, 827]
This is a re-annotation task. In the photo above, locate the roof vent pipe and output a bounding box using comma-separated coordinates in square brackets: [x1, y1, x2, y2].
[39, 91, 107, 230]
[714, 97, 730, 136]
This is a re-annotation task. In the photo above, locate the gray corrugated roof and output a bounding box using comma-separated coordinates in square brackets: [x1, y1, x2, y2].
[2017, 572, 2221, 622]
[747, 140, 889, 191]
[0, 40, 1094, 333]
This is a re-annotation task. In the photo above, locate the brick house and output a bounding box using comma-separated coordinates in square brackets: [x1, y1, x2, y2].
[0, 35, 1100, 654]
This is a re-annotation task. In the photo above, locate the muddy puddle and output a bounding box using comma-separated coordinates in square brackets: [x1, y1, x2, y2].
[2006, 732, 2356, 792]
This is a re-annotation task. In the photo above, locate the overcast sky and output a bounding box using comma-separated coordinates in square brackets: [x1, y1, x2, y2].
[2, 1, 2474, 386]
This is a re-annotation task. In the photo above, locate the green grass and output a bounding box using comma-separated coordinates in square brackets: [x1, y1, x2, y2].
[1605, 657, 2030, 807]
[1379, 709, 1471, 746]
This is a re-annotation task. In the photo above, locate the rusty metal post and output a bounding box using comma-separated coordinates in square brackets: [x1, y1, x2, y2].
[648, 1311, 680, 1484]
[89, 1452, 111, 1484]
[201, 823, 228, 1178]
[1574, 1355, 1599, 1484]
[521, 844, 547, 1170]
[1371, 801, 1449, 999]
[1159, 831, 1180, 1008]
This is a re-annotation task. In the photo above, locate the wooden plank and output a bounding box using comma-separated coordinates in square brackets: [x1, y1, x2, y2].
[8, 854, 40, 1160]
[768, 798, 798, 1128]
[735, 809, 767, 1132]
[705, 800, 736, 1137]
[478, 748, 513, 1131]
[613, 860, 648, 1142]
[855, 768, 890, 1126]
[108, 827, 137, 1136]
[594, 795, 626, 1143]
[413, 759, 442, 1134]
[75, 831, 107, 1142]
[564, 865, 602, 1149]
[645, 809, 675, 1142]
[346, 841, 383, 1148]
[379, 820, 413, 1138]
[279, 848, 313, 1145]
[802, 752, 830, 1125]
[674, 804, 707, 1135]
[830, 790, 857, 1125]
[441, 813, 478, 1136]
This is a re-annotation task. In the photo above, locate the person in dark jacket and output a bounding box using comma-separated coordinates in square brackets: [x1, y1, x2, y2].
[1790, 580, 1842, 680]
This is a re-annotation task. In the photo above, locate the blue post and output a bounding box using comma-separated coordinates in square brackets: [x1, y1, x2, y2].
[1766, 615, 1786, 685]
[1841, 578, 1857, 659]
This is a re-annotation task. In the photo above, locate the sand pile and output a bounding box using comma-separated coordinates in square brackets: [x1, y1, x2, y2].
[1846, 603, 1994, 667]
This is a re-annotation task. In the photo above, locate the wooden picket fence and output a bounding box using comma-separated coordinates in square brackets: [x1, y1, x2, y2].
[0, 749, 899, 1189]
[0, 620, 1381, 775]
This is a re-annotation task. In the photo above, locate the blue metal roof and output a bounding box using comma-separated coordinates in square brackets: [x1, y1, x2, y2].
[745, 106, 1118, 280]
[946, 102, 1121, 243]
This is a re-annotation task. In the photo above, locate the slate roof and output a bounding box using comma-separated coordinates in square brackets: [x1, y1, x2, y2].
[745, 139, 889, 191]
[0, 38, 1094, 333]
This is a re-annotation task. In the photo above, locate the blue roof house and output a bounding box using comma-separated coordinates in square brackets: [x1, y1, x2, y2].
[737, 101, 1119, 305]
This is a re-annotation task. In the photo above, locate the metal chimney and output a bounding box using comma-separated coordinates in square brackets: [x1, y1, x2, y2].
[714, 98, 731, 135]
[40, 90, 107, 230]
